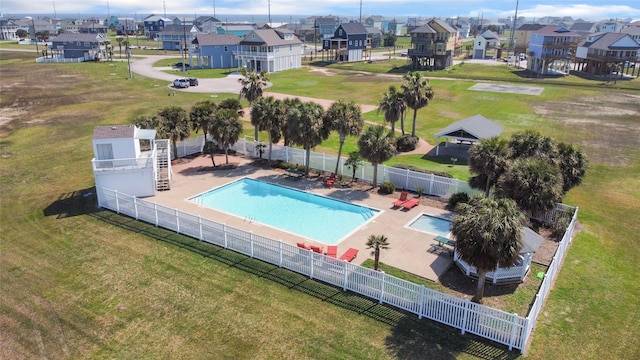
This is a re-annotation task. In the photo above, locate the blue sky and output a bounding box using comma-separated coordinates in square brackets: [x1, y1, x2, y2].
[2, 0, 639, 22]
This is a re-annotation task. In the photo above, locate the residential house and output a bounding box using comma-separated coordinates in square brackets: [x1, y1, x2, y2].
[407, 19, 456, 70]
[114, 18, 137, 35]
[514, 23, 544, 54]
[59, 19, 83, 34]
[472, 30, 502, 59]
[0, 18, 25, 40]
[216, 23, 256, 37]
[365, 15, 388, 32]
[569, 22, 598, 37]
[427, 18, 458, 67]
[192, 33, 241, 69]
[527, 25, 581, 75]
[49, 33, 108, 60]
[322, 22, 367, 62]
[236, 28, 302, 73]
[157, 25, 201, 52]
[92, 125, 171, 199]
[316, 16, 339, 40]
[598, 19, 623, 33]
[387, 18, 406, 36]
[78, 22, 108, 34]
[195, 16, 221, 33]
[143, 14, 172, 39]
[172, 17, 195, 26]
[621, 23, 640, 43]
[574, 32, 640, 76]
[365, 26, 383, 50]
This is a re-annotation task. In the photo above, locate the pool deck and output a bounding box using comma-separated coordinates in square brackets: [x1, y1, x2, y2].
[150, 154, 455, 282]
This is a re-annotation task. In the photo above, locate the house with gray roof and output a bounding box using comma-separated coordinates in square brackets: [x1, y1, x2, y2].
[49, 33, 108, 60]
[322, 22, 368, 62]
[574, 32, 640, 76]
[472, 30, 501, 59]
[569, 22, 598, 37]
[527, 26, 581, 75]
[236, 29, 302, 73]
[195, 16, 221, 33]
[157, 24, 201, 51]
[192, 33, 241, 69]
[621, 24, 640, 43]
[143, 14, 172, 39]
[514, 23, 544, 54]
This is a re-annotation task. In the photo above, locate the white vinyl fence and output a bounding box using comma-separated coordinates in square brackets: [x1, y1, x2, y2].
[96, 186, 578, 353]
[177, 136, 478, 197]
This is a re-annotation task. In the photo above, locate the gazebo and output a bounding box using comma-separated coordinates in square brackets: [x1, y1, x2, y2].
[453, 227, 544, 284]
[434, 115, 503, 155]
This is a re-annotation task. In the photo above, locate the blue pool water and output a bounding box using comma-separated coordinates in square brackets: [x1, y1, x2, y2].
[190, 178, 379, 244]
[409, 214, 452, 238]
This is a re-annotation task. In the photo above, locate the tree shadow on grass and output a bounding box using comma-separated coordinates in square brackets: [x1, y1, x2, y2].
[43, 187, 100, 219]
[88, 209, 521, 359]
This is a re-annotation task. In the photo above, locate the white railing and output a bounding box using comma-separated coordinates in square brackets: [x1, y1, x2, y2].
[91, 156, 155, 171]
[453, 252, 530, 284]
[97, 186, 534, 352]
[175, 136, 206, 159]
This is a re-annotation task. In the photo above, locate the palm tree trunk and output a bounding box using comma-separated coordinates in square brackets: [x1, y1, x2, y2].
[374, 248, 380, 270]
[304, 146, 311, 175]
[172, 138, 178, 160]
[372, 163, 378, 187]
[472, 270, 488, 303]
[411, 108, 418, 136]
[335, 134, 345, 175]
[390, 120, 396, 138]
[484, 175, 492, 197]
[224, 148, 229, 164]
[400, 111, 405, 135]
[267, 132, 273, 163]
[209, 152, 216, 167]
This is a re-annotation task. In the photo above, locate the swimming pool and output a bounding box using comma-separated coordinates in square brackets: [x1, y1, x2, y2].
[408, 214, 452, 238]
[190, 178, 379, 244]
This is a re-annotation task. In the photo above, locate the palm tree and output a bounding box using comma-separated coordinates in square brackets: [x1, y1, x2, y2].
[496, 158, 564, 219]
[157, 106, 190, 159]
[116, 36, 124, 58]
[557, 142, 588, 193]
[357, 125, 395, 187]
[286, 101, 327, 175]
[509, 130, 559, 165]
[238, 68, 269, 141]
[251, 96, 286, 163]
[451, 195, 526, 303]
[324, 100, 364, 175]
[132, 114, 159, 130]
[189, 100, 216, 145]
[401, 71, 434, 137]
[281, 97, 303, 146]
[218, 98, 244, 115]
[377, 85, 405, 138]
[209, 109, 243, 165]
[344, 151, 364, 182]
[366, 234, 390, 271]
[468, 136, 511, 196]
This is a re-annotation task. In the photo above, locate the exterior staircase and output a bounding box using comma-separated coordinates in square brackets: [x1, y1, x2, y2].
[155, 140, 171, 191]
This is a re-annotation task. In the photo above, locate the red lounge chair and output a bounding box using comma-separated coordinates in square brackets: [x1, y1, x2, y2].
[324, 173, 336, 188]
[310, 245, 323, 254]
[339, 248, 359, 262]
[401, 198, 420, 210]
[325, 245, 338, 258]
[297, 242, 311, 250]
[392, 191, 409, 207]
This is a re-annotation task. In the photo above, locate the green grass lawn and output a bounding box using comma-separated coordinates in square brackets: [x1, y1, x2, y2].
[1, 50, 639, 359]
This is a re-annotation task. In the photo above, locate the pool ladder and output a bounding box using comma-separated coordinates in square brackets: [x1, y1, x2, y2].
[244, 216, 255, 223]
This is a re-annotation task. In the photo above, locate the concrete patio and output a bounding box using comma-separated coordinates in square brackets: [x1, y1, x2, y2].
[149, 154, 455, 281]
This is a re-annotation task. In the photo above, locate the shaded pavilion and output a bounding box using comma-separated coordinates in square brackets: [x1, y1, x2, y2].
[434, 115, 503, 155]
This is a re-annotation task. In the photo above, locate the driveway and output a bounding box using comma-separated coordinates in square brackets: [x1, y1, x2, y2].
[130, 55, 245, 93]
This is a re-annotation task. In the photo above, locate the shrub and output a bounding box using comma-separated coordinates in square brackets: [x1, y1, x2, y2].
[549, 215, 571, 241]
[448, 192, 470, 210]
[396, 134, 419, 152]
[378, 181, 396, 194]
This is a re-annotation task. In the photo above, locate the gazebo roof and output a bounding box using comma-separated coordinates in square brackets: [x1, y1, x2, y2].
[521, 227, 544, 254]
[434, 114, 503, 142]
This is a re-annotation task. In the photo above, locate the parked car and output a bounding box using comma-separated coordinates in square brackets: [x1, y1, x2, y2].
[188, 78, 199, 86]
[173, 78, 190, 88]
[173, 62, 191, 69]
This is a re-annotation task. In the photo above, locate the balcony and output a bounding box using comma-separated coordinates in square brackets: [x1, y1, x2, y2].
[92, 151, 155, 171]
[234, 50, 275, 60]
[582, 53, 638, 62]
[542, 41, 577, 49]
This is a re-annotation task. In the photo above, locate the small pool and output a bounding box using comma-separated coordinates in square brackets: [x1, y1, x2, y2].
[190, 178, 379, 244]
[408, 214, 452, 238]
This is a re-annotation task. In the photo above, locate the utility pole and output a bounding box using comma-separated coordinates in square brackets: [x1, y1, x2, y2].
[182, 18, 187, 72]
[31, 17, 39, 54]
[359, 0, 363, 23]
[126, 30, 133, 78]
[510, 0, 519, 57]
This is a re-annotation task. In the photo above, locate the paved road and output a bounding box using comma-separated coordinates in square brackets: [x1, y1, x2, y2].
[130, 55, 245, 93]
